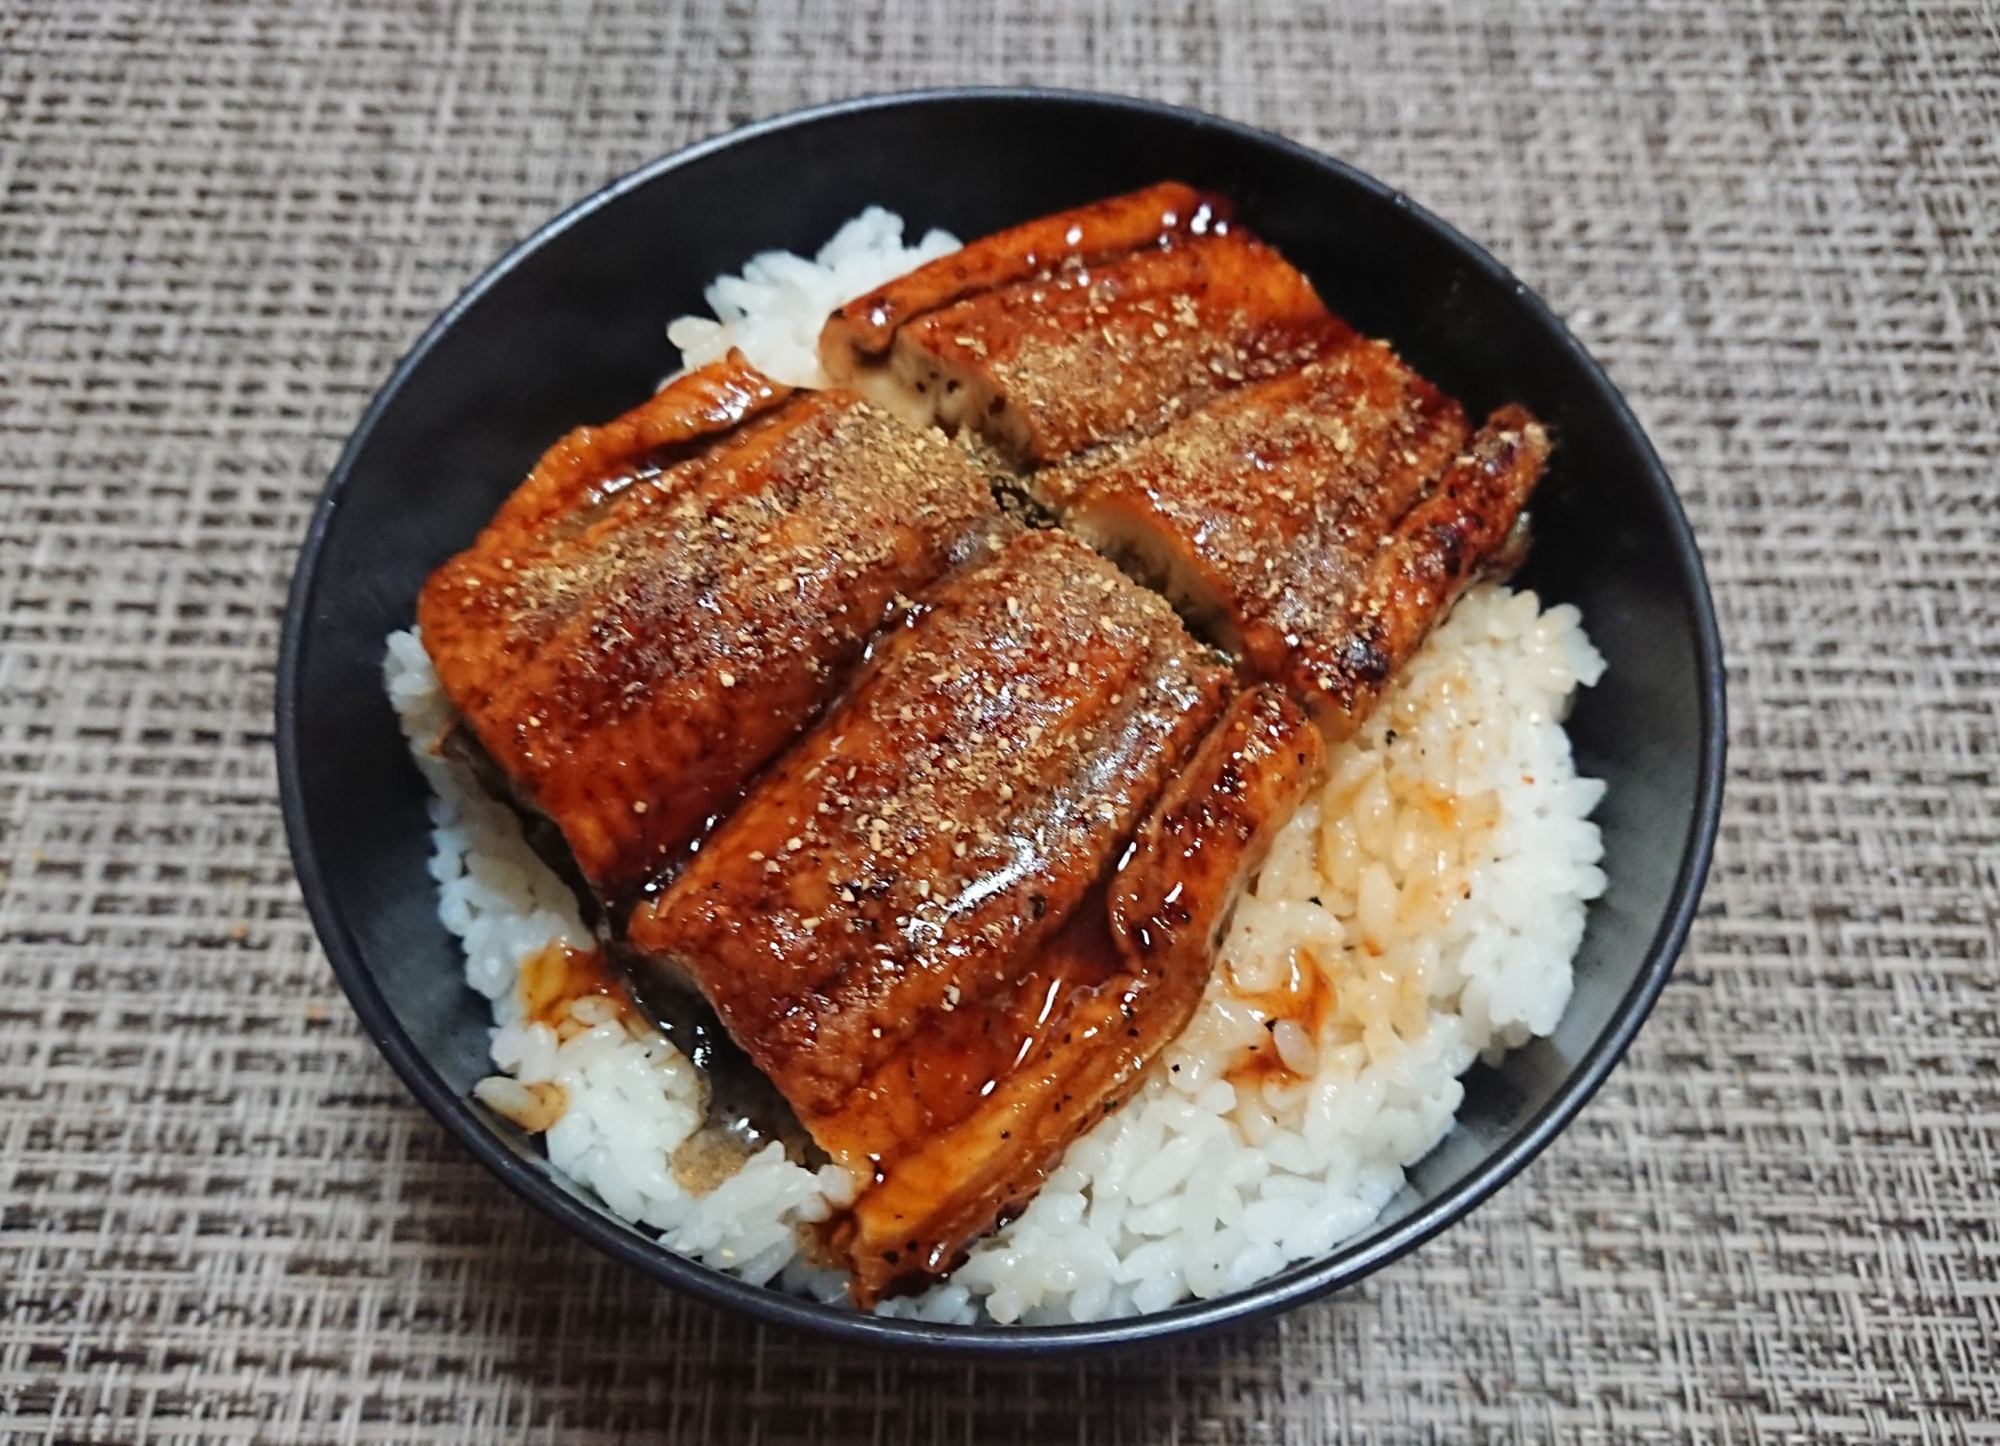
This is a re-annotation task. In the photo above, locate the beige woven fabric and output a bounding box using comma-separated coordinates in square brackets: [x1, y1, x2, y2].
[3, 1, 1996, 1440]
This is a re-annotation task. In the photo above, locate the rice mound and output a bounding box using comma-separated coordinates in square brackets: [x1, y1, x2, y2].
[383, 584, 1603, 1323]
[382, 210, 1609, 1323]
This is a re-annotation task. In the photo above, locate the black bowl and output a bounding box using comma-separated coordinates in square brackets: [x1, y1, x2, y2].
[277, 89, 1724, 1353]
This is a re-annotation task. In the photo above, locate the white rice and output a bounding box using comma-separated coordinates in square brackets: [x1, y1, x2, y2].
[664, 207, 960, 389]
[384, 211, 1609, 1323]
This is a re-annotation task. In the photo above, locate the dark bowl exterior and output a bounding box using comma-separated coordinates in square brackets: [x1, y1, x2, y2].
[277, 89, 1725, 1353]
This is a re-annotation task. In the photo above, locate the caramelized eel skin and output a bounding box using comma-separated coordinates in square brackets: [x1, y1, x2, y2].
[417, 363, 1002, 901]
[1058, 339, 1469, 670]
[837, 684, 1324, 1304]
[822, 181, 1222, 366]
[1108, 686, 1325, 971]
[417, 355, 791, 711]
[626, 530, 1230, 1122]
[820, 183, 1350, 471]
[910, 229, 1349, 469]
[489, 351, 788, 539]
[1298, 405, 1551, 736]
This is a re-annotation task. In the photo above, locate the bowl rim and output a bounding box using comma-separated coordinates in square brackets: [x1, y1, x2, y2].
[276, 84, 1727, 1355]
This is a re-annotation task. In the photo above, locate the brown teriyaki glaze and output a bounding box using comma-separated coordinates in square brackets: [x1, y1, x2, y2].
[1058, 338, 1470, 671]
[626, 529, 1230, 1123]
[1294, 405, 1550, 737]
[822, 190, 1350, 471]
[836, 683, 1324, 1303]
[822, 181, 1222, 367]
[419, 371, 1003, 901]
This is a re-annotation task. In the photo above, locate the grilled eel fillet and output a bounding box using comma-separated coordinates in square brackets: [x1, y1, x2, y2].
[628, 531, 1229, 1122]
[820, 181, 1350, 472]
[626, 532, 1323, 1303]
[839, 684, 1320, 1303]
[1063, 381, 1543, 732]
[1058, 338, 1469, 672]
[417, 355, 1004, 901]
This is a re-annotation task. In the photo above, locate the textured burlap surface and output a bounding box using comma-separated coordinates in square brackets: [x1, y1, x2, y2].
[2, 2, 1995, 1441]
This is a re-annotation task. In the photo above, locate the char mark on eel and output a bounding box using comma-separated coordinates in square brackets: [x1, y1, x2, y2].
[1051, 338, 1547, 735]
[1297, 406, 1549, 737]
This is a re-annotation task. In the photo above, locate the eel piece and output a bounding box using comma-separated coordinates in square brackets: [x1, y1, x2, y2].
[626, 529, 1229, 1118]
[821, 181, 1222, 367]
[819, 184, 1349, 474]
[1296, 405, 1550, 736]
[833, 683, 1324, 1303]
[417, 354, 793, 712]
[1058, 338, 1469, 673]
[625, 530, 1248, 1302]
[417, 367, 1005, 902]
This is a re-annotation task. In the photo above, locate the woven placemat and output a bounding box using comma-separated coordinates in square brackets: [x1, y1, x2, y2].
[3, 2, 1995, 1440]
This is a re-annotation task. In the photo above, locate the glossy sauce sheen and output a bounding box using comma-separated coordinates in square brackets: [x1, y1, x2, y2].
[1058, 339, 1470, 673]
[823, 181, 1221, 362]
[517, 943, 631, 1028]
[835, 684, 1325, 1301]
[817, 879, 1127, 1169]
[627, 529, 1231, 1124]
[418, 355, 791, 708]
[1222, 953, 1339, 1092]
[1296, 405, 1550, 736]
[418, 374, 1002, 899]
[488, 351, 789, 540]
[1107, 686, 1326, 973]
[898, 228, 1349, 469]
[819, 182, 1350, 472]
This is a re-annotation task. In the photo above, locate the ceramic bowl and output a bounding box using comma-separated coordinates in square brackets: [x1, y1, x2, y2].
[277, 89, 1725, 1353]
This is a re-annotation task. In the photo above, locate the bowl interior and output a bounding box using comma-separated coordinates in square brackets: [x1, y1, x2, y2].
[279, 90, 1722, 1351]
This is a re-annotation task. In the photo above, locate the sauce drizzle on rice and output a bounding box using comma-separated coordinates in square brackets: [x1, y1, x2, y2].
[1224, 948, 1340, 1091]
[517, 943, 631, 1032]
